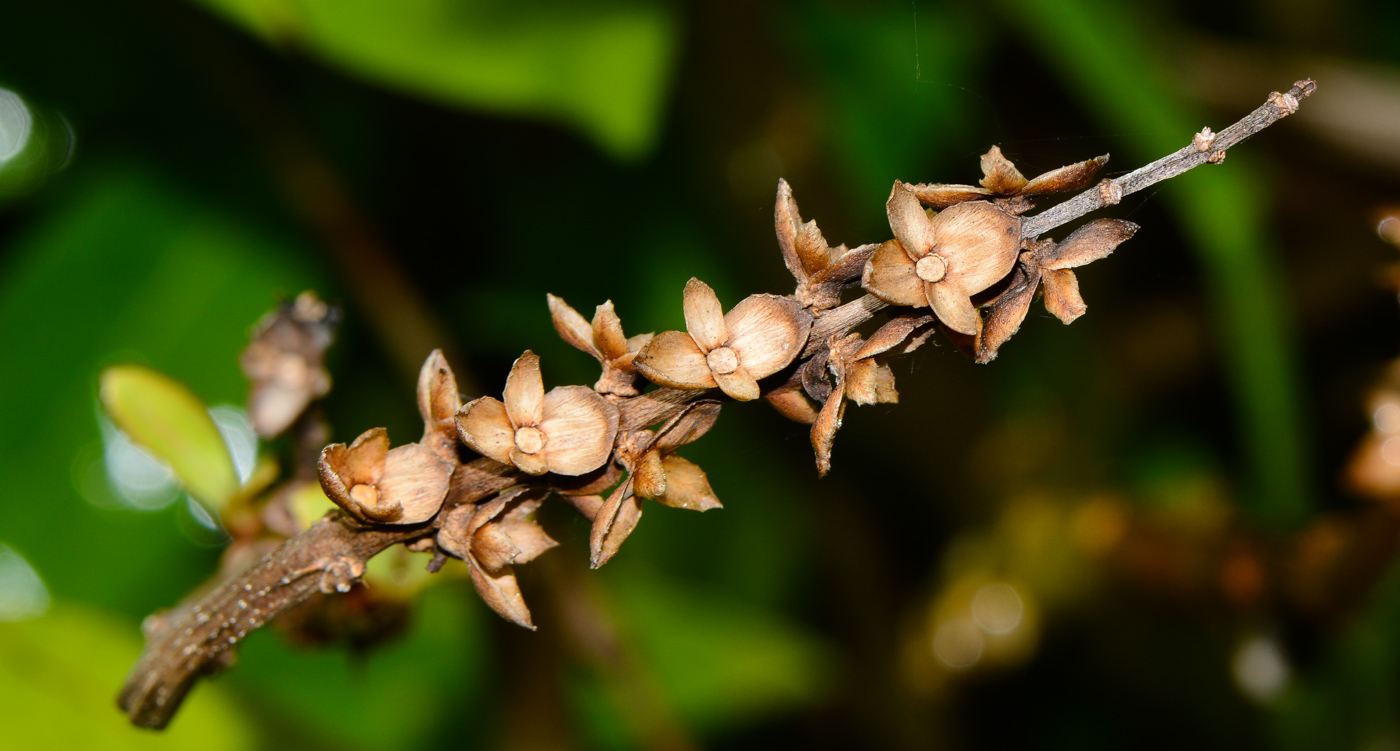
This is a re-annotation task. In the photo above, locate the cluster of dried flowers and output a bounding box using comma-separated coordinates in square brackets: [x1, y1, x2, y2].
[119, 80, 1314, 731]
[306, 145, 1147, 629]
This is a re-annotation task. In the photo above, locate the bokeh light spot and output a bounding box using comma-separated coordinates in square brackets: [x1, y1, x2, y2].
[933, 616, 984, 669]
[971, 583, 1024, 635]
[0, 89, 33, 163]
[1232, 635, 1290, 704]
[0, 544, 50, 622]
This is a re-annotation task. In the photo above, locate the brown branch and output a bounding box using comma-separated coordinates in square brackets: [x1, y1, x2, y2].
[1021, 78, 1316, 239]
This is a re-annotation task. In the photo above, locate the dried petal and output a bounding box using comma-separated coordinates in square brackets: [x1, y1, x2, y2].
[457, 397, 516, 465]
[862, 240, 927, 307]
[472, 522, 523, 573]
[812, 390, 846, 478]
[905, 183, 991, 209]
[775, 178, 806, 280]
[343, 427, 390, 482]
[810, 242, 878, 287]
[652, 401, 722, 452]
[656, 456, 721, 511]
[976, 264, 1041, 364]
[467, 556, 535, 629]
[547, 294, 599, 359]
[375, 443, 453, 524]
[539, 385, 620, 475]
[417, 350, 461, 461]
[503, 351, 545, 428]
[1042, 268, 1087, 323]
[632, 449, 667, 498]
[510, 446, 550, 476]
[1020, 154, 1109, 196]
[845, 359, 898, 405]
[683, 278, 728, 352]
[589, 480, 643, 568]
[713, 365, 761, 402]
[887, 181, 936, 259]
[765, 386, 818, 424]
[1037, 218, 1138, 270]
[592, 301, 630, 360]
[635, 331, 717, 389]
[979, 146, 1028, 194]
[855, 314, 936, 360]
[930, 201, 1022, 295]
[724, 294, 813, 378]
[927, 281, 982, 336]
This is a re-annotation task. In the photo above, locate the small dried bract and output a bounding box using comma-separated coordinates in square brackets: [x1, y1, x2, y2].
[635, 278, 812, 401]
[775, 179, 877, 310]
[240, 291, 340, 438]
[318, 427, 454, 524]
[457, 351, 620, 475]
[588, 402, 722, 567]
[547, 295, 654, 397]
[977, 218, 1139, 363]
[438, 488, 557, 629]
[863, 183, 1021, 335]
[904, 145, 1108, 214]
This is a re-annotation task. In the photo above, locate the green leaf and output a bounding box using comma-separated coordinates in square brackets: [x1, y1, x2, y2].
[0, 600, 254, 749]
[187, 0, 679, 160]
[100, 364, 240, 511]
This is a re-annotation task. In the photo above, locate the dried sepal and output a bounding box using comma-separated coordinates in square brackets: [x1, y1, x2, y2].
[1019, 154, 1110, 196]
[457, 351, 619, 476]
[904, 183, 991, 209]
[976, 262, 1041, 364]
[589, 479, 644, 568]
[845, 358, 898, 406]
[1037, 218, 1138, 270]
[437, 488, 554, 630]
[636, 279, 813, 401]
[548, 294, 654, 396]
[416, 350, 462, 463]
[318, 427, 452, 524]
[776, 179, 873, 309]
[240, 291, 340, 439]
[652, 456, 721, 511]
[812, 379, 846, 478]
[1041, 268, 1087, 323]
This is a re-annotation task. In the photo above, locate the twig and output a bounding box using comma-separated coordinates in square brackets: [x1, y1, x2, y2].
[1021, 79, 1316, 238]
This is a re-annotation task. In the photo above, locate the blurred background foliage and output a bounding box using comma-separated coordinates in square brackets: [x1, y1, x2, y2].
[2, 0, 1400, 748]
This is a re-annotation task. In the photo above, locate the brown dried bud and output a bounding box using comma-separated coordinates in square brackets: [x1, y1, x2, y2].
[863, 183, 1021, 335]
[437, 488, 556, 629]
[634, 278, 813, 401]
[239, 291, 339, 439]
[546, 294, 654, 397]
[317, 427, 453, 524]
[457, 351, 620, 476]
[775, 179, 877, 309]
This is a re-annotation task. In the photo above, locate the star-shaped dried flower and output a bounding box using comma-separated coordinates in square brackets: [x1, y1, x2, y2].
[438, 488, 557, 629]
[586, 402, 722, 567]
[863, 182, 1021, 335]
[775, 179, 877, 310]
[240, 291, 340, 439]
[977, 218, 1139, 363]
[906, 146, 1109, 214]
[634, 278, 813, 401]
[546, 295, 654, 397]
[808, 315, 934, 475]
[456, 351, 620, 476]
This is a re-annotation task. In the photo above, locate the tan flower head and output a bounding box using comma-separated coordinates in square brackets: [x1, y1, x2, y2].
[239, 291, 340, 439]
[634, 278, 813, 401]
[906, 146, 1109, 213]
[775, 179, 877, 310]
[588, 402, 722, 568]
[438, 488, 557, 629]
[863, 182, 1022, 335]
[977, 218, 1139, 363]
[456, 351, 620, 476]
[318, 426, 454, 525]
[546, 294, 654, 397]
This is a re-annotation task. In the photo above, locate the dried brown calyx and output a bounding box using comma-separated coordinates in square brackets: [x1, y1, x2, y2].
[547, 295, 654, 397]
[863, 182, 1022, 335]
[775, 179, 878, 310]
[635, 278, 813, 401]
[583, 401, 722, 567]
[905, 145, 1108, 215]
[457, 351, 621, 476]
[437, 487, 557, 629]
[240, 291, 340, 439]
[318, 427, 454, 524]
[977, 218, 1139, 363]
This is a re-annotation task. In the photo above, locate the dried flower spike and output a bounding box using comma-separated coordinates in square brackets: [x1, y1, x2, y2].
[863, 182, 1021, 335]
[438, 488, 557, 629]
[457, 351, 620, 475]
[546, 294, 654, 397]
[775, 179, 877, 310]
[634, 278, 813, 401]
[317, 426, 453, 524]
[977, 218, 1139, 362]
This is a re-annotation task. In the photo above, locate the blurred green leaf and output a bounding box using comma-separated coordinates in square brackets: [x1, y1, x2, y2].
[0, 600, 254, 750]
[607, 571, 835, 733]
[188, 0, 678, 160]
[100, 364, 240, 511]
